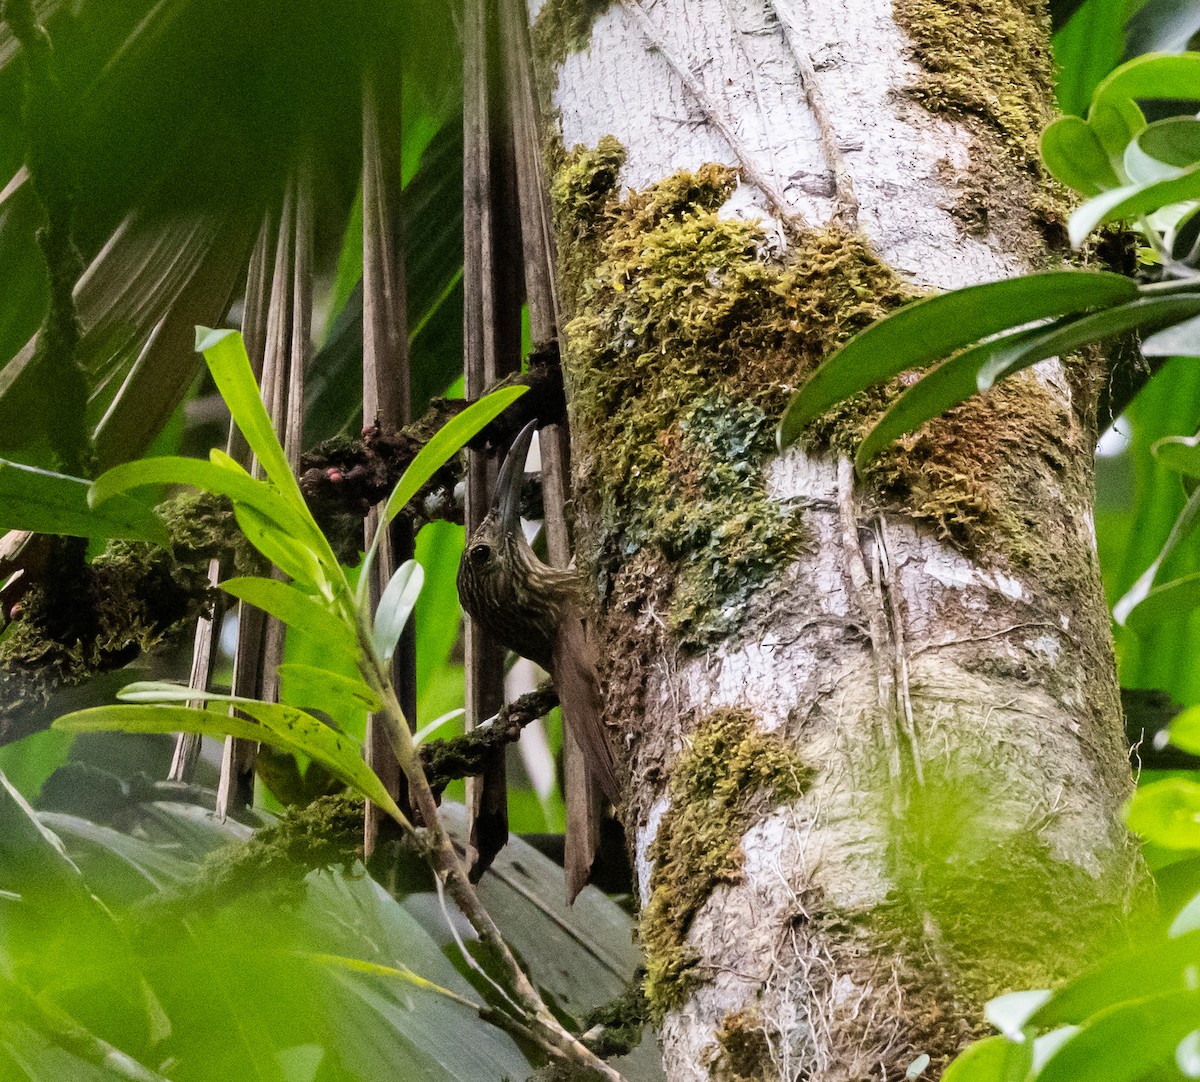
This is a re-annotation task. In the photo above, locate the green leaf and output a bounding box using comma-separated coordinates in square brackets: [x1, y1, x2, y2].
[1051, 0, 1127, 118]
[1127, 777, 1200, 849]
[220, 576, 357, 655]
[372, 561, 424, 664]
[1132, 117, 1200, 174]
[277, 664, 379, 723]
[1091, 53, 1200, 119]
[1123, 122, 1200, 185]
[854, 295, 1200, 470]
[0, 459, 168, 546]
[1115, 482, 1200, 625]
[1169, 705, 1200, 755]
[1086, 96, 1147, 165]
[1069, 162, 1200, 247]
[90, 453, 323, 552]
[382, 385, 528, 523]
[1041, 116, 1121, 194]
[55, 698, 407, 827]
[1153, 432, 1200, 475]
[1029, 929, 1200, 1026]
[1144, 311, 1200, 357]
[1036, 991, 1200, 1082]
[194, 327, 306, 509]
[978, 294, 1200, 390]
[1124, 572, 1200, 634]
[940, 1036, 1029, 1082]
[854, 325, 1047, 471]
[777, 271, 1139, 447]
[232, 504, 330, 597]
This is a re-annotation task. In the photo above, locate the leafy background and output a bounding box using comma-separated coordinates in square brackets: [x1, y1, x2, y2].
[1, 0, 1200, 1078]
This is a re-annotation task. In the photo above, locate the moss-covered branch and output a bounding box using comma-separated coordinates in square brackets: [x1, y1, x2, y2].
[300, 344, 566, 559]
[422, 684, 560, 797]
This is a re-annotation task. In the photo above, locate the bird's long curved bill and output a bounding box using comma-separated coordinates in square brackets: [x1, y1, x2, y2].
[496, 419, 538, 534]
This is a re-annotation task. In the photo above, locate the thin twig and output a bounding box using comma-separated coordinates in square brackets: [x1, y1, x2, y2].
[836, 458, 903, 813]
[875, 515, 922, 786]
[358, 633, 626, 1080]
[768, 0, 859, 227]
[717, 0, 785, 203]
[620, 0, 806, 233]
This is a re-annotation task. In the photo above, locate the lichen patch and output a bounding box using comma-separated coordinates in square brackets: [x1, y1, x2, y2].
[552, 144, 913, 653]
[639, 707, 811, 1017]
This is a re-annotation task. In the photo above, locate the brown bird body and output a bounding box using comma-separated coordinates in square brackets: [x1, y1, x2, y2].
[456, 422, 620, 807]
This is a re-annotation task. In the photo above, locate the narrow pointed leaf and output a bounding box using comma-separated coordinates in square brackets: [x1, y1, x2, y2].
[232, 503, 329, 596]
[220, 577, 357, 655]
[195, 328, 306, 509]
[382, 385, 528, 522]
[1068, 163, 1200, 247]
[778, 271, 1139, 447]
[372, 561, 424, 663]
[1125, 573, 1200, 634]
[0, 459, 168, 545]
[55, 699, 406, 826]
[278, 664, 379, 722]
[90, 454, 320, 550]
[978, 295, 1200, 391]
[298, 953, 471, 1004]
[1115, 483, 1200, 625]
[855, 325, 1047, 471]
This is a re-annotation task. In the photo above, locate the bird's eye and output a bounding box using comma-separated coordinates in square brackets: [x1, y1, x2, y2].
[469, 543, 491, 565]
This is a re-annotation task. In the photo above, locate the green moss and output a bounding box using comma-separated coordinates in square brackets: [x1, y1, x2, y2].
[554, 150, 913, 648]
[0, 492, 244, 690]
[532, 0, 615, 76]
[582, 978, 648, 1058]
[894, 0, 1068, 246]
[895, 0, 1055, 154]
[640, 708, 811, 1017]
[144, 794, 364, 923]
[712, 1008, 775, 1082]
[549, 134, 626, 313]
[815, 374, 1076, 564]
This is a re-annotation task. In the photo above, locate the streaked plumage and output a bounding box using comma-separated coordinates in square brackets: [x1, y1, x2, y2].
[456, 421, 620, 807]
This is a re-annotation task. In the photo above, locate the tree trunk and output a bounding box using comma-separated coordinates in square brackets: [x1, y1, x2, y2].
[529, 0, 1149, 1078]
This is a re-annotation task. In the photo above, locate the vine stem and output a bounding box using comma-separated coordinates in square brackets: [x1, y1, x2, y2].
[352, 617, 625, 1081]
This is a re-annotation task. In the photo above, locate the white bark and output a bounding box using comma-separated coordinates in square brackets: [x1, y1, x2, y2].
[533, 1, 1141, 1078]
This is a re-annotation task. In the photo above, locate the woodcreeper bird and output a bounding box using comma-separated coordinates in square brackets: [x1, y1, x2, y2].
[456, 421, 620, 807]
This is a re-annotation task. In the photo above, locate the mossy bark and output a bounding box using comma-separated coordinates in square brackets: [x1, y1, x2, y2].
[532, 1, 1149, 1078]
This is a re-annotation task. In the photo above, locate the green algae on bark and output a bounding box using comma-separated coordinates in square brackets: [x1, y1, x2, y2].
[0, 492, 249, 701]
[894, 0, 1069, 247]
[640, 708, 811, 1017]
[552, 146, 912, 648]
